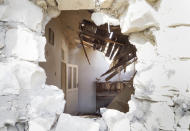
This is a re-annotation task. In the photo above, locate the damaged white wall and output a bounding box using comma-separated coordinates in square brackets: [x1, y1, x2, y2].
[90, 0, 190, 130]
[1, 0, 190, 131]
[0, 0, 65, 131]
[40, 10, 135, 114]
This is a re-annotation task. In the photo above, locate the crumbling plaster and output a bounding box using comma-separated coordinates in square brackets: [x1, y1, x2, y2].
[0, 0, 65, 130]
[1, 0, 190, 131]
[90, 0, 190, 130]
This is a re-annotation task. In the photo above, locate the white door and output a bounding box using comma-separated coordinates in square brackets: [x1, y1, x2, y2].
[62, 63, 79, 114]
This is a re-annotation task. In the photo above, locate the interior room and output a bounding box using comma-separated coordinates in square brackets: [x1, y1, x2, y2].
[40, 10, 136, 115]
[1, 0, 190, 131]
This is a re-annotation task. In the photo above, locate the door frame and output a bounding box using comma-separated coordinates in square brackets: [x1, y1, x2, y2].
[61, 61, 79, 114]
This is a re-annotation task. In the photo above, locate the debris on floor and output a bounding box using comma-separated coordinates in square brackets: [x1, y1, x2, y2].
[96, 80, 134, 112]
[55, 113, 100, 131]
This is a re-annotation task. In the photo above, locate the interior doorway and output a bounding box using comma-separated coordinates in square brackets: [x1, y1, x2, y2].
[62, 61, 79, 114]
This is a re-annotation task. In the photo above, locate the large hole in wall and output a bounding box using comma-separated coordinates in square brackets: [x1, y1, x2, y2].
[39, 10, 136, 116]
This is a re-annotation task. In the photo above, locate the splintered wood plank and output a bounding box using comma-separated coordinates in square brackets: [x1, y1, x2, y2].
[101, 41, 106, 52]
[80, 31, 124, 45]
[110, 44, 119, 60]
[101, 57, 137, 77]
[105, 70, 118, 81]
[79, 34, 91, 65]
[79, 19, 137, 81]
[105, 43, 114, 57]
[81, 35, 95, 45]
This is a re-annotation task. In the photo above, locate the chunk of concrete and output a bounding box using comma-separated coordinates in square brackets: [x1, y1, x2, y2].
[0, 0, 44, 32]
[112, 118, 130, 131]
[55, 113, 100, 131]
[95, 118, 107, 131]
[0, 63, 20, 95]
[100, 108, 126, 131]
[12, 60, 46, 90]
[91, 12, 120, 26]
[0, 95, 18, 128]
[28, 85, 65, 131]
[3, 25, 46, 62]
[174, 93, 190, 130]
[0, 59, 46, 94]
[127, 98, 175, 131]
[119, 0, 158, 34]
[130, 122, 147, 131]
[0, 59, 65, 130]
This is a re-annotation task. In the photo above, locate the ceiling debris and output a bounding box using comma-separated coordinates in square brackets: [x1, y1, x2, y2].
[79, 20, 137, 81]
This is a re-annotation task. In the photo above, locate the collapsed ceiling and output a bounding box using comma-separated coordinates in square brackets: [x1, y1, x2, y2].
[79, 20, 137, 81]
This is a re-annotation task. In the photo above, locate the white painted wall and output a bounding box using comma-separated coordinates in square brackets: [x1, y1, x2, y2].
[69, 47, 135, 113]
[69, 47, 110, 113]
[40, 18, 69, 89]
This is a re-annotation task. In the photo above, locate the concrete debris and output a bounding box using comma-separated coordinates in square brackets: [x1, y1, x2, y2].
[0, 24, 46, 62]
[0, 59, 65, 130]
[119, 0, 158, 34]
[55, 114, 100, 131]
[91, 0, 190, 130]
[0, 0, 65, 131]
[1, 0, 190, 131]
[95, 118, 107, 131]
[91, 12, 119, 26]
[0, 0, 44, 32]
[100, 108, 127, 131]
[92, 0, 158, 34]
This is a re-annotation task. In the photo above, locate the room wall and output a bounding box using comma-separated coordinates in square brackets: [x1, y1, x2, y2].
[40, 11, 135, 114]
[69, 47, 110, 113]
[69, 46, 135, 113]
[40, 17, 69, 89]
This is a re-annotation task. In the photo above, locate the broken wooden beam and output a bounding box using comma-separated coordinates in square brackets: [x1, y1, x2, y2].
[79, 19, 137, 81]
[79, 34, 91, 65]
